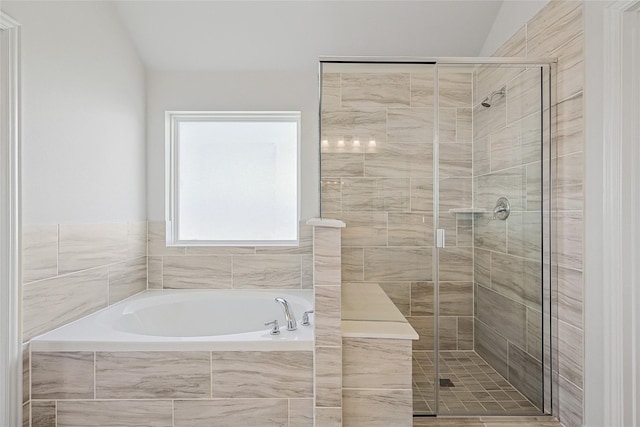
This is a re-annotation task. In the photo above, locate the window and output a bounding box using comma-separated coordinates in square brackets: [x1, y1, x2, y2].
[166, 111, 300, 246]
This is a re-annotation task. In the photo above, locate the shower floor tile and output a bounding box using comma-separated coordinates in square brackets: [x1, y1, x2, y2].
[413, 350, 541, 416]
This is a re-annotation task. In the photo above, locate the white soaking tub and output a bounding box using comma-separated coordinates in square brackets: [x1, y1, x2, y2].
[30, 289, 314, 352]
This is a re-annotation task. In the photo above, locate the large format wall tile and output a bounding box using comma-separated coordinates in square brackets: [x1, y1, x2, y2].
[477, 286, 527, 348]
[233, 255, 302, 288]
[315, 285, 341, 347]
[23, 267, 109, 340]
[31, 400, 56, 427]
[210, 351, 313, 398]
[342, 178, 410, 212]
[148, 221, 186, 256]
[315, 346, 342, 407]
[343, 338, 411, 389]
[313, 227, 342, 287]
[339, 212, 388, 247]
[490, 251, 541, 309]
[387, 212, 433, 247]
[96, 351, 210, 399]
[363, 247, 431, 281]
[364, 142, 432, 178]
[410, 71, 434, 107]
[174, 399, 288, 427]
[322, 73, 341, 108]
[57, 400, 172, 427]
[439, 71, 473, 108]
[475, 319, 509, 379]
[341, 73, 410, 108]
[289, 399, 313, 427]
[163, 256, 232, 289]
[526, 0, 582, 57]
[108, 257, 147, 304]
[58, 223, 128, 274]
[127, 221, 147, 259]
[343, 389, 413, 427]
[439, 282, 473, 316]
[31, 352, 94, 399]
[508, 343, 543, 408]
[22, 224, 58, 283]
[315, 407, 342, 427]
[322, 109, 387, 143]
[387, 108, 434, 142]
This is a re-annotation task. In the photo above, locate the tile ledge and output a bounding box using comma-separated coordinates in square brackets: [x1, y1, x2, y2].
[306, 218, 346, 228]
[342, 320, 419, 340]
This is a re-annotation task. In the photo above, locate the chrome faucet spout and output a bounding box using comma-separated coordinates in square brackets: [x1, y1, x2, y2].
[275, 297, 297, 331]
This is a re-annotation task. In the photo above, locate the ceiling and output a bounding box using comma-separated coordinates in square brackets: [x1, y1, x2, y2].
[113, 1, 506, 71]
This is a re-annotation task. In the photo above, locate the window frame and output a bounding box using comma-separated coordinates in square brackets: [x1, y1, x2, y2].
[165, 111, 301, 247]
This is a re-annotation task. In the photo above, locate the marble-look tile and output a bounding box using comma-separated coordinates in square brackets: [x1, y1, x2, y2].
[341, 247, 363, 282]
[508, 343, 543, 408]
[474, 248, 491, 287]
[57, 400, 172, 427]
[411, 71, 434, 107]
[314, 407, 342, 427]
[508, 212, 542, 260]
[438, 247, 473, 282]
[494, 25, 527, 57]
[343, 338, 411, 389]
[378, 282, 411, 316]
[440, 142, 472, 164]
[388, 212, 433, 246]
[438, 177, 472, 212]
[557, 266, 583, 328]
[127, 221, 147, 259]
[321, 153, 364, 177]
[364, 142, 432, 178]
[558, 375, 583, 427]
[558, 320, 583, 389]
[313, 227, 341, 287]
[477, 286, 527, 348]
[471, 139, 490, 184]
[321, 179, 342, 212]
[553, 33, 584, 103]
[22, 402, 29, 427]
[506, 68, 542, 125]
[22, 224, 58, 283]
[322, 109, 387, 143]
[387, 108, 434, 143]
[456, 217, 473, 247]
[458, 316, 473, 350]
[554, 152, 583, 211]
[364, 247, 431, 282]
[58, 223, 128, 274]
[108, 257, 147, 304]
[322, 72, 341, 108]
[439, 70, 472, 108]
[147, 221, 185, 256]
[147, 256, 163, 289]
[411, 281, 434, 316]
[233, 255, 301, 289]
[555, 211, 583, 270]
[490, 125, 535, 173]
[527, 0, 582, 57]
[163, 256, 232, 289]
[475, 167, 526, 212]
[96, 351, 210, 398]
[22, 343, 29, 403]
[174, 399, 288, 427]
[410, 178, 433, 212]
[289, 398, 313, 427]
[438, 316, 458, 350]
[439, 282, 473, 316]
[439, 108, 457, 143]
[475, 318, 509, 379]
[408, 316, 434, 351]
[342, 178, 410, 212]
[527, 307, 543, 361]
[555, 93, 583, 157]
[339, 212, 387, 247]
[341, 73, 410, 108]
[23, 267, 108, 340]
[343, 389, 413, 427]
[526, 162, 542, 212]
[475, 63, 524, 108]
[211, 351, 312, 398]
[490, 251, 541, 309]
[474, 91, 506, 141]
[302, 254, 313, 289]
[474, 214, 507, 253]
[31, 352, 94, 399]
[315, 346, 342, 407]
[187, 246, 255, 255]
[315, 285, 342, 347]
[457, 107, 473, 143]
[31, 400, 56, 427]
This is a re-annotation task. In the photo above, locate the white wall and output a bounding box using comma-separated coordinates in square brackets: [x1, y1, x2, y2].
[0, 1, 146, 224]
[479, 0, 550, 56]
[146, 70, 319, 221]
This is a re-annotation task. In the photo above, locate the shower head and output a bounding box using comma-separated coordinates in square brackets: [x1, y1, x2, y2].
[481, 87, 506, 108]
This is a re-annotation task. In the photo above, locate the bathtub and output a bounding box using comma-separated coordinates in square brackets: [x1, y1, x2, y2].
[30, 289, 314, 352]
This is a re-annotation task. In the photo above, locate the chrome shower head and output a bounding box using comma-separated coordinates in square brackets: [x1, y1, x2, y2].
[481, 87, 506, 108]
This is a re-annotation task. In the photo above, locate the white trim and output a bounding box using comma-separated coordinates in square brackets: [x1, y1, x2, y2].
[0, 12, 21, 427]
[602, 2, 640, 426]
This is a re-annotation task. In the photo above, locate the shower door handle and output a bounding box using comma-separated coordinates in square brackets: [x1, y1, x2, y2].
[436, 229, 446, 248]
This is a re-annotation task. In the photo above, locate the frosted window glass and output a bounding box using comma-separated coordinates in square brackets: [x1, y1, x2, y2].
[172, 115, 298, 244]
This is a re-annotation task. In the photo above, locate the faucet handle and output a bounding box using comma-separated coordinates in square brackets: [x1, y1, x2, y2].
[302, 310, 314, 326]
[264, 320, 280, 335]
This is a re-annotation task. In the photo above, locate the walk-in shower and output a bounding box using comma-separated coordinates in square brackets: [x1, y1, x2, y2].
[319, 57, 553, 417]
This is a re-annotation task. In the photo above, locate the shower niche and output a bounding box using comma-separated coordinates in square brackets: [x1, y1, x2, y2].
[319, 59, 551, 417]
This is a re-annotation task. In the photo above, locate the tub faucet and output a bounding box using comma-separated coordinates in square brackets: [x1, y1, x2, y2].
[275, 297, 297, 331]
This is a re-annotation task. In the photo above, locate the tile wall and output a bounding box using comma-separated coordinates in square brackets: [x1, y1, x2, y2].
[481, 1, 585, 426]
[147, 221, 313, 290]
[28, 350, 314, 427]
[321, 66, 476, 353]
